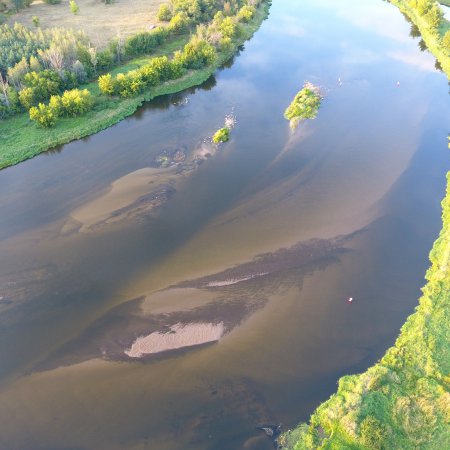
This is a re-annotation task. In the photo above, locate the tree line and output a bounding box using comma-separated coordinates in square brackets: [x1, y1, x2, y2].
[0, 0, 265, 126]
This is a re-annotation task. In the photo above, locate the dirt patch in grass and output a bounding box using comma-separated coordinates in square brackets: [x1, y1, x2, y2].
[8, 0, 165, 48]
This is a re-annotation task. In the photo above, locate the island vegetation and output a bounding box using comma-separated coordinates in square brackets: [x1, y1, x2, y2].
[212, 127, 230, 143]
[0, 0, 271, 169]
[284, 82, 322, 129]
[279, 1, 450, 449]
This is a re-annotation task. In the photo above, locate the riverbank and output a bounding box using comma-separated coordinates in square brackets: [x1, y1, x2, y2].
[280, 2, 450, 449]
[0, 2, 270, 170]
[389, 0, 450, 74]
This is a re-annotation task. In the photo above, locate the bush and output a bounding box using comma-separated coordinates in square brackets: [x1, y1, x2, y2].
[97, 49, 114, 70]
[19, 69, 63, 108]
[443, 30, 450, 51]
[98, 73, 116, 95]
[69, 0, 79, 14]
[212, 127, 230, 143]
[157, 3, 172, 21]
[43, 0, 61, 4]
[18, 87, 36, 109]
[59, 88, 93, 116]
[220, 16, 240, 38]
[115, 71, 145, 97]
[124, 27, 168, 56]
[237, 5, 255, 23]
[29, 102, 57, 127]
[175, 37, 217, 69]
[168, 12, 191, 34]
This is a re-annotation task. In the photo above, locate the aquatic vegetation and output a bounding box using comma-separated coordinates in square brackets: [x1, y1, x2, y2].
[284, 82, 322, 130]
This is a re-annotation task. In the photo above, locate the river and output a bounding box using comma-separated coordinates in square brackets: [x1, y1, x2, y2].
[0, 0, 449, 449]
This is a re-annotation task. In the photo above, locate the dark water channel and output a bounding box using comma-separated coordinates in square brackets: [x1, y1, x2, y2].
[0, 0, 449, 449]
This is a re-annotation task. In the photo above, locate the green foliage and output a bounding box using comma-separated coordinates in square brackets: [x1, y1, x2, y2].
[284, 82, 322, 129]
[212, 126, 230, 143]
[43, 0, 62, 4]
[29, 102, 57, 127]
[175, 37, 217, 69]
[32, 16, 40, 27]
[1, 0, 271, 168]
[359, 416, 388, 449]
[168, 12, 191, 34]
[124, 27, 169, 56]
[19, 69, 63, 108]
[98, 73, 116, 95]
[237, 5, 255, 22]
[29, 88, 93, 127]
[443, 30, 450, 50]
[59, 88, 93, 116]
[0, 23, 89, 76]
[69, 0, 79, 14]
[157, 3, 173, 21]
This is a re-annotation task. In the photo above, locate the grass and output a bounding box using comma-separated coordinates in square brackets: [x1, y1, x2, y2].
[7, 0, 165, 48]
[279, 2, 450, 449]
[0, 2, 271, 170]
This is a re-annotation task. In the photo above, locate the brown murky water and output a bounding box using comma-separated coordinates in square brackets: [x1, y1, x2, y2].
[0, 1, 449, 449]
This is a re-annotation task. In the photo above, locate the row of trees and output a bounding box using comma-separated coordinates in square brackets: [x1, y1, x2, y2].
[408, 0, 443, 27]
[29, 88, 93, 127]
[1, 0, 265, 123]
[406, 0, 450, 51]
[100, 1, 258, 100]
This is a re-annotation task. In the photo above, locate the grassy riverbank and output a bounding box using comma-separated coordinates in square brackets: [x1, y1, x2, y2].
[0, 2, 270, 170]
[280, 2, 450, 449]
[389, 0, 450, 74]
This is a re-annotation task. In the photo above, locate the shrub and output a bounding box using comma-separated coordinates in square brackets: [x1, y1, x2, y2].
[98, 73, 116, 95]
[176, 37, 217, 69]
[443, 30, 450, 51]
[212, 127, 230, 143]
[237, 5, 255, 23]
[59, 88, 93, 116]
[124, 27, 168, 56]
[18, 86, 36, 109]
[115, 71, 145, 97]
[168, 12, 190, 34]
[220, 16, 240, 38]
[43, 0, 61, 4]
[29, 102, 57, 127]
[70, 0, 79, 14]
[32, 16, 39, 27]
[97, 49, 114, 71]
[157, 3, 172, 21]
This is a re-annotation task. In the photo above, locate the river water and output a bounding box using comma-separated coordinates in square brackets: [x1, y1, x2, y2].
[0, 0, 449, 449]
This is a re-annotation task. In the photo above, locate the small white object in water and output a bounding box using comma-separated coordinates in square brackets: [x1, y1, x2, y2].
[396, 81, 400, 87]
[348, 297, 353, 303]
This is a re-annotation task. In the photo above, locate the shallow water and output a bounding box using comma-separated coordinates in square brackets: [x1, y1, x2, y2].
[0, 0, 449, 449]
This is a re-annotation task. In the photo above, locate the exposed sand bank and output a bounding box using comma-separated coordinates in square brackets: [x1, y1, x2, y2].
[125, 322, 225, 357]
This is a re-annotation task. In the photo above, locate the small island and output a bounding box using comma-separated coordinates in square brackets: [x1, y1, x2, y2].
[284, 82, 322, 129]
[212, 126, 230, 143]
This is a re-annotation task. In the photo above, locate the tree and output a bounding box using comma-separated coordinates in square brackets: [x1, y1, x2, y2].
[70, 0, 79, 14]
[157, 3, 172, 21]
[0, 73, 10, 107]
[98, 73, 116, 95]
[443, 30, 450, 51]
[29, 102, 58, 127]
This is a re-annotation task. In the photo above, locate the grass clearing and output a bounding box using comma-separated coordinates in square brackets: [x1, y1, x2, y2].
[7, 0, 165, 48]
